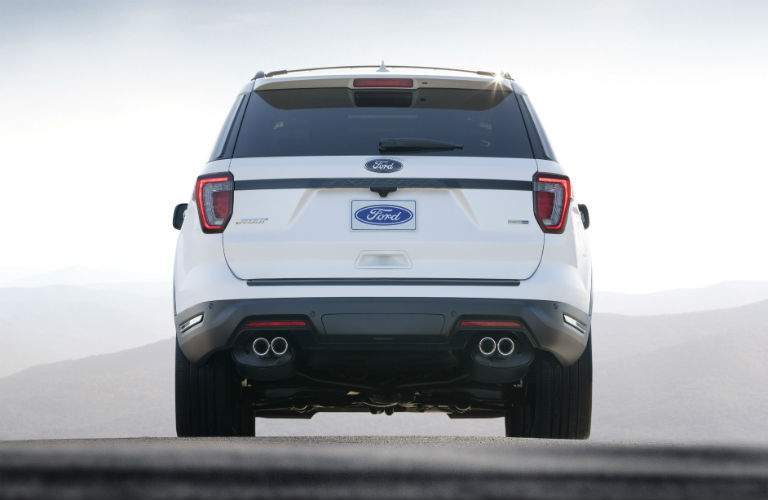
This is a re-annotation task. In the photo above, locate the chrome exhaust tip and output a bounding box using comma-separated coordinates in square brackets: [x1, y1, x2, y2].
[270, 336, 289, 357]
[497, 337, 515, 357]
[478, 337, 497, 357]
[252, 337, 270, 357]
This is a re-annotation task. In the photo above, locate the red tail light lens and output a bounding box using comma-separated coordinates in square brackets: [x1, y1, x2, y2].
[533, 173, 571, 233]
[195, 172, 234, 233]
[353, 78, 413, 88]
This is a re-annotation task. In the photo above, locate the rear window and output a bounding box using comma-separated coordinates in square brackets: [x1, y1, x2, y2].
[232, 88, 533, 158]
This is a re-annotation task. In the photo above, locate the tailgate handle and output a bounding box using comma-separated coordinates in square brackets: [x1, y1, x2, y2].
[356, 251, 412, 269]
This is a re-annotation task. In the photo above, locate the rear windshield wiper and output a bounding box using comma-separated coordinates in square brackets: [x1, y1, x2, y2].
[378, 138, 464, 153]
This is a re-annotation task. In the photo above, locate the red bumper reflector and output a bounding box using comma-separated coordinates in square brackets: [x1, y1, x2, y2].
[353, 78, 413, 88]
[243, 320, 308, 329]
[459, 320, 523, 329]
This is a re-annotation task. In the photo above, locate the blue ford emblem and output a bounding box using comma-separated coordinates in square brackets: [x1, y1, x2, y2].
[354, 205, 414, 225]
[365, 158, 403, 173]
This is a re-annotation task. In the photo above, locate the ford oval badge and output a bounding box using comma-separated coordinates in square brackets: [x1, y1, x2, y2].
[354, 205, 414, 226]
[365, 158, 403, 174]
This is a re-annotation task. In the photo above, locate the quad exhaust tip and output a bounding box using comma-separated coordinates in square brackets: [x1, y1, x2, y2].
[271, 336, 289, 357]
[478, 337, 497, 357]
[497, 337, 515, 356]
[252, 337, 270, 357]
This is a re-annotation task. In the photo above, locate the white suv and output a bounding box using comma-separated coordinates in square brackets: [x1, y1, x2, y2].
[172, 65, 593, 438]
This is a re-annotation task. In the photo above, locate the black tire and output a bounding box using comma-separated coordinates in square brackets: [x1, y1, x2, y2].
[505, 336, 592, 439]
[175, 342, 254, 437]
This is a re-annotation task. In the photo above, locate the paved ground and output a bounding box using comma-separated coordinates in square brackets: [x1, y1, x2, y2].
[1, 437, 767, 499]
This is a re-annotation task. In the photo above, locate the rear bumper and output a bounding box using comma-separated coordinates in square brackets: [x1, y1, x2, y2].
[175, 297, 590, 368]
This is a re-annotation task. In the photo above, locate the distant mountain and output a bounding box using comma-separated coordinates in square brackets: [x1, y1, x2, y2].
[1, 301, 766, 443]
[591, 300, 768, 442]
[0, 341, 175, 440]
[0, 284, 172, 377]
[595, 281, 768, 315]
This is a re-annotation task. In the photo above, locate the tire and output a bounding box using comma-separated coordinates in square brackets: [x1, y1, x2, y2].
[175, 342, 254, 437]
[505, 336, 592, 439]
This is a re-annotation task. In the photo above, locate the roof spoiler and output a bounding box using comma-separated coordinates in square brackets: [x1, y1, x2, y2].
[252, 64, 511, 81]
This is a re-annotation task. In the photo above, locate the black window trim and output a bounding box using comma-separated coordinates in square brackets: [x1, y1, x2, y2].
[209, 92, 251, 162]
[515, 92, 556, 162]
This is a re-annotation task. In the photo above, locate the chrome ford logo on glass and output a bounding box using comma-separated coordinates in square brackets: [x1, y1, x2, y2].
[364, 158, 403, 173]
[351, 201, 416, 230]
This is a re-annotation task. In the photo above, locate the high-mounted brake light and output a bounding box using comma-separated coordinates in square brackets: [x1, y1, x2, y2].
[195, 172, 234, 233]
[353, 78, 414, 88]
[243, 320, 308, 329]
[533, 173, 571, 233]
[459, 320, 523, 329]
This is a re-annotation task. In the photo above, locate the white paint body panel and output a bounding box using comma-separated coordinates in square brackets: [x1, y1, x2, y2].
[173, 72, 592, 317]
[222, 157, 542, 281]
[174, 220, 590, 313]
[174, 161, 591, 313]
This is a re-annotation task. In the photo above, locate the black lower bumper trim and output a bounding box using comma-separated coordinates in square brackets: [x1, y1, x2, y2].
[175, 297, 590, 367]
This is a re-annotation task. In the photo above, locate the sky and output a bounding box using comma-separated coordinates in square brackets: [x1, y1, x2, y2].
[1, 0, 767, 293]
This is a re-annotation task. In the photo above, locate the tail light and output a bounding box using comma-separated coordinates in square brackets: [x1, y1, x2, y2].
[533, 173, 571, 233]
[195, 172, 234, 233]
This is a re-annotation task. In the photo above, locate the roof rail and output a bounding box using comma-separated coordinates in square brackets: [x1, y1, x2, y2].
[261, 65, 504, 79]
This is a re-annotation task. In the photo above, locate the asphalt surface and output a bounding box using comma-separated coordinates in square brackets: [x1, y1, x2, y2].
[1, 437, 767, 499]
